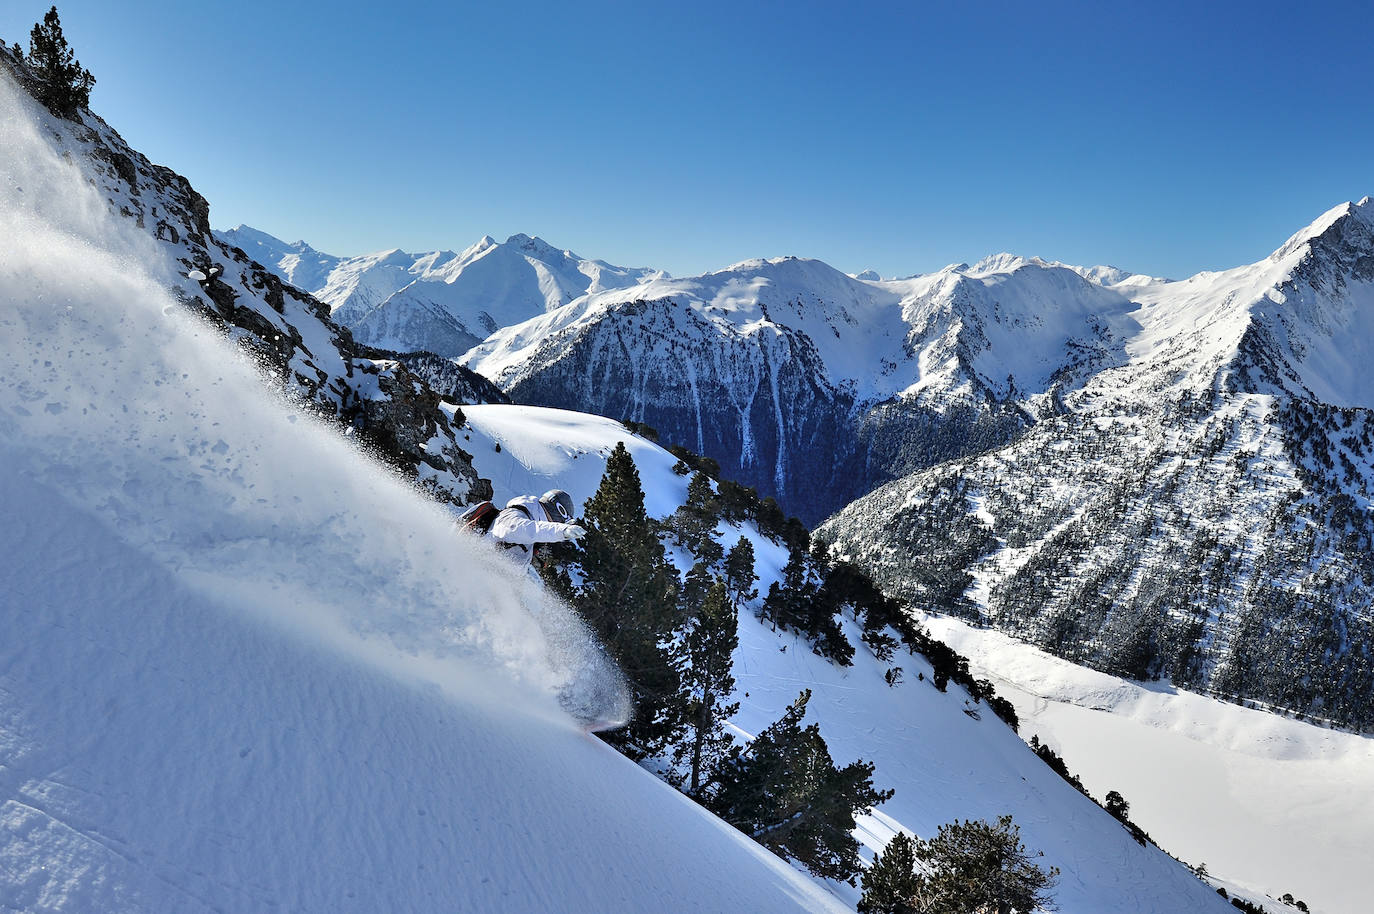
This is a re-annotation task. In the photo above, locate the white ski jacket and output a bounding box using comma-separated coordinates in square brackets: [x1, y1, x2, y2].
[489, 495, 583, 566]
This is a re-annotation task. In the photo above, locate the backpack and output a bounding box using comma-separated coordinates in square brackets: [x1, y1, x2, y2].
[458, 500, 501, 534]
[459, 500, 535, 537]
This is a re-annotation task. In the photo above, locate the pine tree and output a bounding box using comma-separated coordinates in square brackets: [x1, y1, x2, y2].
[672, 471, 722, 564]
[761, 543, 812, 632]
[1104, 789, 1130, 824]
[573, 441, 686, 759]
[911, 815, 1058, 914]
[26, 7, 94, 118]
[679, 559, 714, 617]
[704, 690, 892, 883]
[723, 536, 759, 610]
[857, 832, 921, 914]
[677, 579, 739, 795]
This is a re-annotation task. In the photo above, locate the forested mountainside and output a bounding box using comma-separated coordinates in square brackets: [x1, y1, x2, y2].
[0, 46, 488, 506]
[821, 200, 1374, 732]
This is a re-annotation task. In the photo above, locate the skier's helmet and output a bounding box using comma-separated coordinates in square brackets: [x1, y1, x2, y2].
[539, 489, 575, 523]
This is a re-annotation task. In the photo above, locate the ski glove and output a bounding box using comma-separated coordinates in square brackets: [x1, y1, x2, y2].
[562, 525, 587, 543]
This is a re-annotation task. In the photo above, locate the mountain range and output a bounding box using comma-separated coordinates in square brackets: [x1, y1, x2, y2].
[820, 200, 1374, 733]
[219, 224, 666, 358]
[228, 194, 1374, 737]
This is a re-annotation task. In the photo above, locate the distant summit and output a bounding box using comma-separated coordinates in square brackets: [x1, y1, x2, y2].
[212, 226, 666, 358]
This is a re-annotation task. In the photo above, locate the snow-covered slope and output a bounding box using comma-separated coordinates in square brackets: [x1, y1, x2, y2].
[455, 405, 1233, 914]
[220, 226, 666, 358]
[0, 72, 848, 914]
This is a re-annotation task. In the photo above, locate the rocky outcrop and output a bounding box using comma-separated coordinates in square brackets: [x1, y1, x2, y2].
[1, 45, 488, 507]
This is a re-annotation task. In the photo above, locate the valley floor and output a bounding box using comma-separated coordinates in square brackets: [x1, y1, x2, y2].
[924, 615, 1374, 914]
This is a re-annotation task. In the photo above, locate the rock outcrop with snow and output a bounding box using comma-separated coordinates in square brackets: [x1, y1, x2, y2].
[0, 47, 487, 506]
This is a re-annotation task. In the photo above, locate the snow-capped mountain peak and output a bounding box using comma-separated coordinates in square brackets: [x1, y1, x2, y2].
[1270, 197, 1369, 264]
[213, 226, 665, 358]
[966, 251, 1040, 276]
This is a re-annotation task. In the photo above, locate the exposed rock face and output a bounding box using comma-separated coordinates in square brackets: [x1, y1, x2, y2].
[391, 352, 511, 406]
[0, 46, 488, 507]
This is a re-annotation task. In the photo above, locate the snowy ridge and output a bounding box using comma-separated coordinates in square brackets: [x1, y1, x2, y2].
[219, 225, 667, 358]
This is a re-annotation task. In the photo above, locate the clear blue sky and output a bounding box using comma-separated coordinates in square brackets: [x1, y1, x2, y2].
[6, 0, 1373, 279]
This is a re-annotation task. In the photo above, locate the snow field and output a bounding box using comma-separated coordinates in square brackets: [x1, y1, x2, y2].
[925, 615, 1370, 914]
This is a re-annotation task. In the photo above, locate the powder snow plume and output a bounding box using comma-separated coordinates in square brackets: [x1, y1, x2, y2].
[0, 74, 628, 730]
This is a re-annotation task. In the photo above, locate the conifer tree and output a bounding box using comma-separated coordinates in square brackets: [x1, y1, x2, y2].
[723, 536, 759, 610]
[810, 535, 832, 577]
[573, 441, 686, 759]
[911, 815, 1058, 914]
[679, 559, 714, 617]
[704, 690, 892, 883]
[1104, 790, 1130, 823]
[857, 832, 921, 914]
[761, 543, 812, 632]
[672, 470, 722, 564]
[26, 7, 94, 118]
[677, 579, 739, 795]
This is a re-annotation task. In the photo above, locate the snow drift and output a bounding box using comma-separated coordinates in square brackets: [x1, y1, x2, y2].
[0, 71, 846, 913]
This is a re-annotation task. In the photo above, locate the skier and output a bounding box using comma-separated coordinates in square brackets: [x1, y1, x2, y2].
[489, 489, 586, 570]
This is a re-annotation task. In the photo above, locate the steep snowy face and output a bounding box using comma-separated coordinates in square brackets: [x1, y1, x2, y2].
[222, 226, 665, 358]
[822, 199, 1374, 735]
[1239, 199, 1374, 407]
[0, 76, 867, 913]
[1063, 200, 1374, 410]
[884, 259, 1141, 411]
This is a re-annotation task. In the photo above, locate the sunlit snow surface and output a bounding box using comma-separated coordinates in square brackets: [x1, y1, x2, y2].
[0, 74, 847, 913]
[926, 616, 1366, 914]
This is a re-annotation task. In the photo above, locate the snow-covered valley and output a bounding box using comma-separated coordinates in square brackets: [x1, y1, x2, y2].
[925, 615, 1370, 914]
